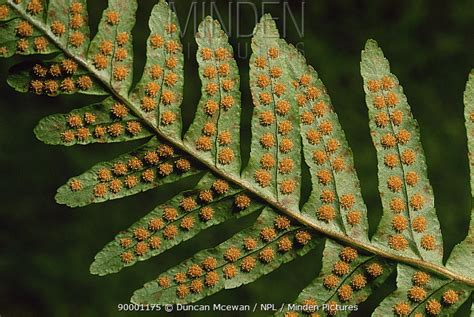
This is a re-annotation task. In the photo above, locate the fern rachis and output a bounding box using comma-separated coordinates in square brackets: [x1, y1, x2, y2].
[1, 0, 473, 315]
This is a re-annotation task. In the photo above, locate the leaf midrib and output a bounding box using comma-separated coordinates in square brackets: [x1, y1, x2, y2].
[380, 89, 423, 260]
[8, 0, 474, 286]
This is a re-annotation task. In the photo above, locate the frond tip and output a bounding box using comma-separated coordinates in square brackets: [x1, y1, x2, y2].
[55, 138, 200, 207]
[243, 15, 302, 209]
[34, 98, 152, 146]
[7, 56, 106, 96]
[131, 0, 184, 137]
[361, 39, 443, 264]
[446, 70, 474, 277]
[285, 43, 369, 241]
[185, 16, 242, 174]
[86, 0, 137, 94]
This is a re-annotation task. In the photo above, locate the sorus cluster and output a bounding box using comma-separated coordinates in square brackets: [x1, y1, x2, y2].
[251, 45, 298, 197]
[0, 4, 11, 22]
[194, 40, 238, 167]
[118, 179, 252, 267]
[89, 8, 133, 85]
[29, 60, 94, 96]
[153, 214, 311, 300]
[68, 143, 193, 200]
[8, 0, 51, 55]
[320, 246, 384, 310]
[136, 20, 182, 128]
[295, 70, 362, 228]
[59, 102, 144, 144]
[366, 75, 434, 253]
[393, 270, 459, 316]
[49, 1, 88, 49]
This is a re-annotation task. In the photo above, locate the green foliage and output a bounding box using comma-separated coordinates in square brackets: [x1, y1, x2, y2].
[7, 54, 107, 95]
[0, 0, 472, 315]
[184, 16, 242, 175]
[33, 97, 152, 146]
[361, 40, 443, 264]
[132, 208, 318, 304]
[242, 15, 302, 208]
[278, 239, 395, 316]
[55, 137, 201, 207]
[131, 0, 183, 137]
[446, 72, 474, 278]
[286, 44, 370, 241]
[374, 264, 471, 316]
[87, 0, 136, 95]
[90, 173, 262, 275]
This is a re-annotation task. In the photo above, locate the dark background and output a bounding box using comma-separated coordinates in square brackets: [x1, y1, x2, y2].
[0, 0, 473, 316]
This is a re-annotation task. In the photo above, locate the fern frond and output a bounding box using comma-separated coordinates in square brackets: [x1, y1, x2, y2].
[7, 54, 107, 96]
[242, 15, 302, 209]
[130, 0, 183, 136]
[33, 97, 153, 146]
[91, 173, 262, 275]
[374, 264, 471, 316]
[286, 44, 370, 241]
[55, 137, 200, 207]
[185, 17, 242, 174]
[87, 0, 136, 95]
[446, 70, 474, 277]
[361, 40, 443, 264]
[46, 0, 90, 55]
[279, 239, 394, 316]
[131, 207, 318, 304]
[0, 0, 62, 57]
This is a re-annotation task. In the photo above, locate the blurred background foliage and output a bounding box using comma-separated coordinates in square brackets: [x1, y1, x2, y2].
[0, 0, 473, 316]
